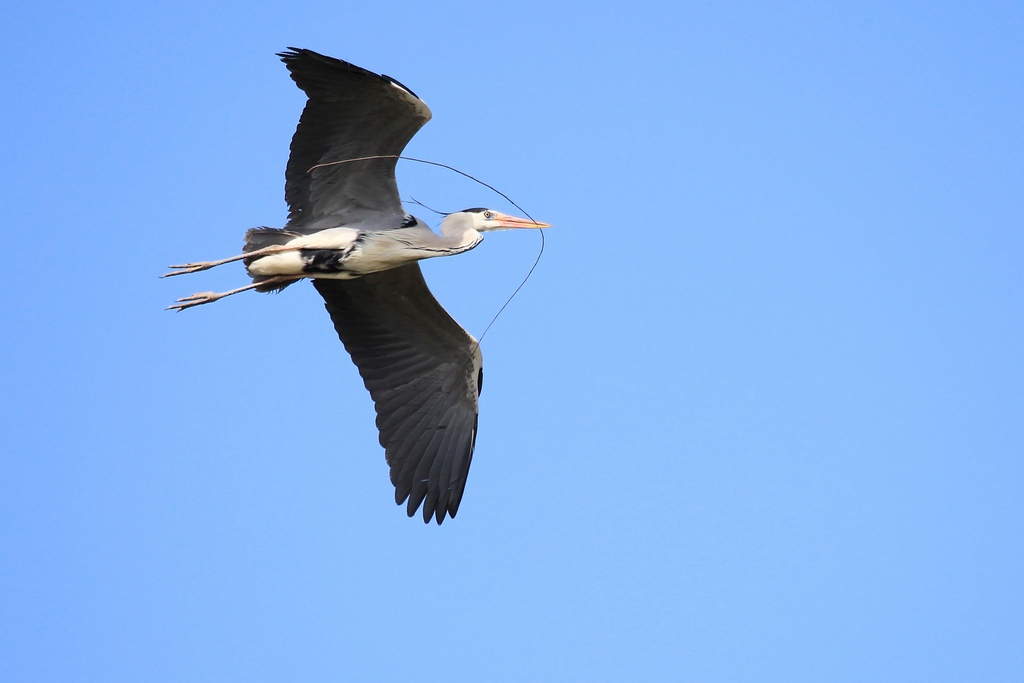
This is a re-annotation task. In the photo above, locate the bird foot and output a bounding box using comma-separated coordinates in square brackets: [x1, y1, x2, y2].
[167, 291, 225, 311]
[162, 262, 218, 277]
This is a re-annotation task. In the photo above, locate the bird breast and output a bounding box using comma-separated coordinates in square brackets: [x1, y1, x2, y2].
[246, 226, 440, 280]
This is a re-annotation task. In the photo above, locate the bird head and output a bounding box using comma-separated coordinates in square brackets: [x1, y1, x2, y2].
[459, 208, 551, 232]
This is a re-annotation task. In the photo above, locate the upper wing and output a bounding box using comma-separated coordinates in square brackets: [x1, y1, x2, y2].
[279, 48, 432, 230]
[313, 265, 483, 524]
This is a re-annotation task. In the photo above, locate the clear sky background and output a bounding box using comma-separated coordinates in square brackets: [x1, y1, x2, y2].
[2, 1, 1022, 681]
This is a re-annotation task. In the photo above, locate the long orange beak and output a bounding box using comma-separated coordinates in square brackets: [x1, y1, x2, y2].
[495, 213, 552, 229]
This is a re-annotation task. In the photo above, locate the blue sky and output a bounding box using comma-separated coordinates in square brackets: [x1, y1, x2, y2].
[2, 1, 1022, 681]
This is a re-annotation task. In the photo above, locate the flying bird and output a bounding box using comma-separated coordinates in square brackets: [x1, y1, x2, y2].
[165, 48, 549, 524]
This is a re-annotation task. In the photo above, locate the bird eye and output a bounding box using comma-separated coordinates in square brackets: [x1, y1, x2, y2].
[483, 211, 494, 219]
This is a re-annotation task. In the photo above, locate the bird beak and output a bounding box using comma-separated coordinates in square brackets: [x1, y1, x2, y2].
[495, 213, 551, 229]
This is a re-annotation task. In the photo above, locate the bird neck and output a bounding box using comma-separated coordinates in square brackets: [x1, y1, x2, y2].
[435, 214, 484, 254]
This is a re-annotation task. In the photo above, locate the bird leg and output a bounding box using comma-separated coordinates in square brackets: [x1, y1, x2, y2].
[167, 276, 301, 311]
[162, 244, 297, 278]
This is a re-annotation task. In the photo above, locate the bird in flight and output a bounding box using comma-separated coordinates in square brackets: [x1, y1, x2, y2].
[165, 48, 549, 524]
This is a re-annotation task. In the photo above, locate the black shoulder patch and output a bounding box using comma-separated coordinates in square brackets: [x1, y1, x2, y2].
[401, 215, 417, 228]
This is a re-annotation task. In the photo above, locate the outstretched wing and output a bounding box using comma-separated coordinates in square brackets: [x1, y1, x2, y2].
[279, 48, 432, 230]
[313, 266, 483, 524]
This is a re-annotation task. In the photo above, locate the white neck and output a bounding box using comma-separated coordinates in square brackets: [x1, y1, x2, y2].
[423, 213, 484, 254]
[375, 213, 484, 259]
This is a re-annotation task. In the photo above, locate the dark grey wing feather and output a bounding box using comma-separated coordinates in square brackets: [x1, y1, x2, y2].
[313, 266, 482, 524]
[278, 48, 432, 230]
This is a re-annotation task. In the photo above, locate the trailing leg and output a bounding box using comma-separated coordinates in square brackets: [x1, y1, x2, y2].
[162, 244, 296, 278]
[167, 275, 301, 311]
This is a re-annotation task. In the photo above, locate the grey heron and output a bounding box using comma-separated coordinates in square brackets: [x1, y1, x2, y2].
[165, 48, 550, 524]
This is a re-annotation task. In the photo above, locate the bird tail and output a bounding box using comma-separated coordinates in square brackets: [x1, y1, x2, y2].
[244, 227, 304, 292]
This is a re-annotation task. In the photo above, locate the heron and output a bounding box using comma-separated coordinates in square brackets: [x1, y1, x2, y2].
[165, 48, 550, 524]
